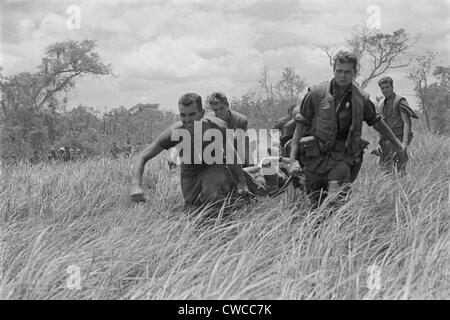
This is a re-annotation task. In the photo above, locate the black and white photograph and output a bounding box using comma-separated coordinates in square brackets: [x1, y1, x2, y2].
[0, 0, 449, 303]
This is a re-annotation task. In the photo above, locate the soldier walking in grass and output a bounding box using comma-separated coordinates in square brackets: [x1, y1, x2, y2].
[377, 76, 418, 174]
[58, 147, 71, 162]
[123, 141, 132, 158]
[110, 142, 121, 159]
[130, 93, 250, 207]
[289, 51, 408, 208]
[206, 92, 251, 167]
[206, 91, 300, 196]
[47, 147, 57, 162]
[30, 150, 40, 164]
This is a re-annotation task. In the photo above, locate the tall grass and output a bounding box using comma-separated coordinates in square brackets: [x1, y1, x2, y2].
[0, 132, 449, 299]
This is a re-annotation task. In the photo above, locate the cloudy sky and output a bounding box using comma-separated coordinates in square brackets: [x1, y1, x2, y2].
[1, 0, 449, 112]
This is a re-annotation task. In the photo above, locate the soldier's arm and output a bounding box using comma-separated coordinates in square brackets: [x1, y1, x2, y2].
[289, 93, 313, 162]
[225, 130, 249, 195]
[130, 129, 173, 202]
[400, 111, 412, 147]
[372, 120, 403, 151]
[365, 98, 404, 152]
[289, 122, 306, 161]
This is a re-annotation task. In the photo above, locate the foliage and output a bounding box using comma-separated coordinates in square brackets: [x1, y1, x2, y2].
[409, 50, 450, 134]
[231, 66, 306, 129]
[0, 40, 178, 161]
[317, 27, 415, 89]
[0, 40, 112, 160]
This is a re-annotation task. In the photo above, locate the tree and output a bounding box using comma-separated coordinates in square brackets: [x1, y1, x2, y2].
[317, 27, 416, 89]
[408, 50, 437, 132]
[258, 66, 274, 103]
[231, 66, 305, 129]
[0, 40, 112, 159]
[275, 66, 306, 106]
[35, 40, 112, 110]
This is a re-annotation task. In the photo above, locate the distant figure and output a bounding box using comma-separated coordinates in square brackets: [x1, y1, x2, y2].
[10, 154, 18, 165]
[65, 148, 72, 161]
[47, 147, 57, 162]
[123, 141, 132, 158]
[377, 76, 418, 174]
[110, 142, 121, 158]
[69, 148, 75, 161]
[58, 147, 71, 162]
[30, 150, 40, 164]
[133, 143, 143, 154]
[75, 148, 82, 160]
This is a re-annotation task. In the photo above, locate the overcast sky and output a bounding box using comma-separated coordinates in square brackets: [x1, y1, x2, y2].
[1, 0, 449, 113]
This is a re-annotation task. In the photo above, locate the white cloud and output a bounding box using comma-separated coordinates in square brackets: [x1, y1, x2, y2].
[1, 0, 448, 112]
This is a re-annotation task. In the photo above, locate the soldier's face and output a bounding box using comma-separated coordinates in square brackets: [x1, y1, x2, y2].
[380, 83, 394, 98]
[179, 103, 204, 131]
[210, 103, 229, 122]
[333, 62, 355, 87]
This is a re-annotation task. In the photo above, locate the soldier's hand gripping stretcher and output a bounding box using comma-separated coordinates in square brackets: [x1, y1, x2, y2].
[241, 157, 305, 198]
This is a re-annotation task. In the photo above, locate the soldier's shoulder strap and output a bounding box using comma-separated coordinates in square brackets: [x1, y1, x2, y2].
[379, 97, 386, 112]
[353, 84, 370, 100]
[394, 95, 419, 119]
[309, 81, 329, 118]
[231, 110, 248, 129]
[310, 81, 328, 99]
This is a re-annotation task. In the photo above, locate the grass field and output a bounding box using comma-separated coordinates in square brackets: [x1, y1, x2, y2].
[1, 131, 449, 299]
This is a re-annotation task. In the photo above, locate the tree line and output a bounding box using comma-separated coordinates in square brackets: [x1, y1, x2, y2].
[1, 27, 449, 162]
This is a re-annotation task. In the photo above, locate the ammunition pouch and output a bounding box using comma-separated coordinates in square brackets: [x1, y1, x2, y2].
[298, 136, 321, 158]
